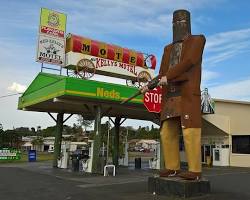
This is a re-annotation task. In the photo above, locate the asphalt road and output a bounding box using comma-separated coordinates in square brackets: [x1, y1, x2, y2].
[1, 162, 250, 200]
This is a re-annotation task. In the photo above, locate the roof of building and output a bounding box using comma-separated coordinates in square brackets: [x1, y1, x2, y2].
[214, 98, 250, 106]
[128, 139, 140, 143]
[137, 139, 158, 144]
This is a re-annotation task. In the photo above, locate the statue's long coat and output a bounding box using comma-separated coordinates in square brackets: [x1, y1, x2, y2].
[159, 35, 206, 128]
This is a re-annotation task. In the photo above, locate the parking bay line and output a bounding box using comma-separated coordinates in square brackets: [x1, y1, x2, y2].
[77, 179, 146, 188]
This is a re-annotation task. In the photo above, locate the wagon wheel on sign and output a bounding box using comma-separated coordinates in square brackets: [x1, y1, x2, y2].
[66, 68, 80, 78]
[76, 59, 96, 79]
[137, 71, 152, 88]
[126, 79, 140, 88]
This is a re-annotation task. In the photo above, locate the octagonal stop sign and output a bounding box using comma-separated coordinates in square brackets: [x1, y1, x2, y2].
[143, 86, 162, 113]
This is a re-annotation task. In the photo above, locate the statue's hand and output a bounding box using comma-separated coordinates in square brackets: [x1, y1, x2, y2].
[140, 85, 149, 94]
[159, 76, 168, 86]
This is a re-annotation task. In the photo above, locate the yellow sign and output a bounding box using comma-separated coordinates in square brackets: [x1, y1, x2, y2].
[96, 87, 120, 99]
[40, 8, 66, 38]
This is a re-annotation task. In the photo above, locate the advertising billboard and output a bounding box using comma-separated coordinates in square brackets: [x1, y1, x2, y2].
[37, 34, 65, 66]
[36, 8, 67, 66]
[39, 8, 66, 38]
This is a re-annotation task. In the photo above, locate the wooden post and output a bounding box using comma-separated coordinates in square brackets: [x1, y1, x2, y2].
[91, 105, 103, 173]
[113, 117, 121, 167]
[53, 113, 64, 168]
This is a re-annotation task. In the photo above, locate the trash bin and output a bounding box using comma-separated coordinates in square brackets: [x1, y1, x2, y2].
[28, 150, 36, 162]
[135, 157, 141, 169]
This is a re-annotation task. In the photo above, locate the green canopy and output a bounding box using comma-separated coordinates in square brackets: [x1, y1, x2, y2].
[18, 72, 159, 122]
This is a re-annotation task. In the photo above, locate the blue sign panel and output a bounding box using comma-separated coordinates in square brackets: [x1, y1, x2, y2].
[28, 150, 37, 162]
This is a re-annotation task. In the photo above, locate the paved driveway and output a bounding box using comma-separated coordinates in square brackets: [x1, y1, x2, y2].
[1, 162, 250, 200]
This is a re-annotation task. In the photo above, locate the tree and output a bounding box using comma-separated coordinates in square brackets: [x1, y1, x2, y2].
[41, 126, 57, 137]
[31, 127, 36, 134]
[1, 130, 22, 148]
[31, 137, 44, 151]
[77, 115, 94, 132]
[0, 123, 3, 133]
[31, 137, 44, 145]
[37, 126, 42, 134]
[0, 123, 4, 147]
[14, 127, 32, 136]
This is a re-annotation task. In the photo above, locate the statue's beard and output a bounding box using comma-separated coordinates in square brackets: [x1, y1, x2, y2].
[173, 23, 191, 42]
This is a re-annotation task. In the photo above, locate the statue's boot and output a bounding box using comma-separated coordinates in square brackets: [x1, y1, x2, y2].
[159, 169, 181, 177]
[178, 171, 201, 180]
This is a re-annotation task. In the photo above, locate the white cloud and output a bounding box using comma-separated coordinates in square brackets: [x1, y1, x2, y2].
[7, 82, 27, 93]
[0, 36, 42, 95]
[206, 28, 250, 50]
[50, 0, 224, 38]
[0, 3, 38, 33]
[202, 69, 219, 82]
[201, 69, 220, 89]
[209, 78, 250, 101]
[204, 28, 250, 66]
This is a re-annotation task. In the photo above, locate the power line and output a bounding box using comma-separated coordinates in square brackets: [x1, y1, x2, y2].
[0, 93, 23, 99]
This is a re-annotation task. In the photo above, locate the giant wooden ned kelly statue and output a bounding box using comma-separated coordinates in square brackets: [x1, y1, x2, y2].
[158, 9, 206, 180]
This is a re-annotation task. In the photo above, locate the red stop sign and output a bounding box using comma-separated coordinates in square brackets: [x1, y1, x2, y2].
[143, 86, 162, 113]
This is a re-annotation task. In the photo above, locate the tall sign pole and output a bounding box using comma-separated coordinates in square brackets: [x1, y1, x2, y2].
[36, 8, 67, 168]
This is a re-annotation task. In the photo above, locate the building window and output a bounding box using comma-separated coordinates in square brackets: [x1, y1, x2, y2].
[232, 135, 250, 154]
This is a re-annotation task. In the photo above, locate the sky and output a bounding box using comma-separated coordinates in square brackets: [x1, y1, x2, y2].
[0, 0, 250, 130]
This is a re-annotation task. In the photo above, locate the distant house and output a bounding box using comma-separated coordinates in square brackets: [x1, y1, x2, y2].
[136, 139, 158, 151]
[21, 135, 73, 152]
[43, 137, 55, 152]
[21, 136, 34, 151]
[128, 139, 158, 152]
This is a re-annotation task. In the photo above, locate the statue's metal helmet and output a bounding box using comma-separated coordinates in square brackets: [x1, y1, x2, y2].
[172, 10, 191, 42]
